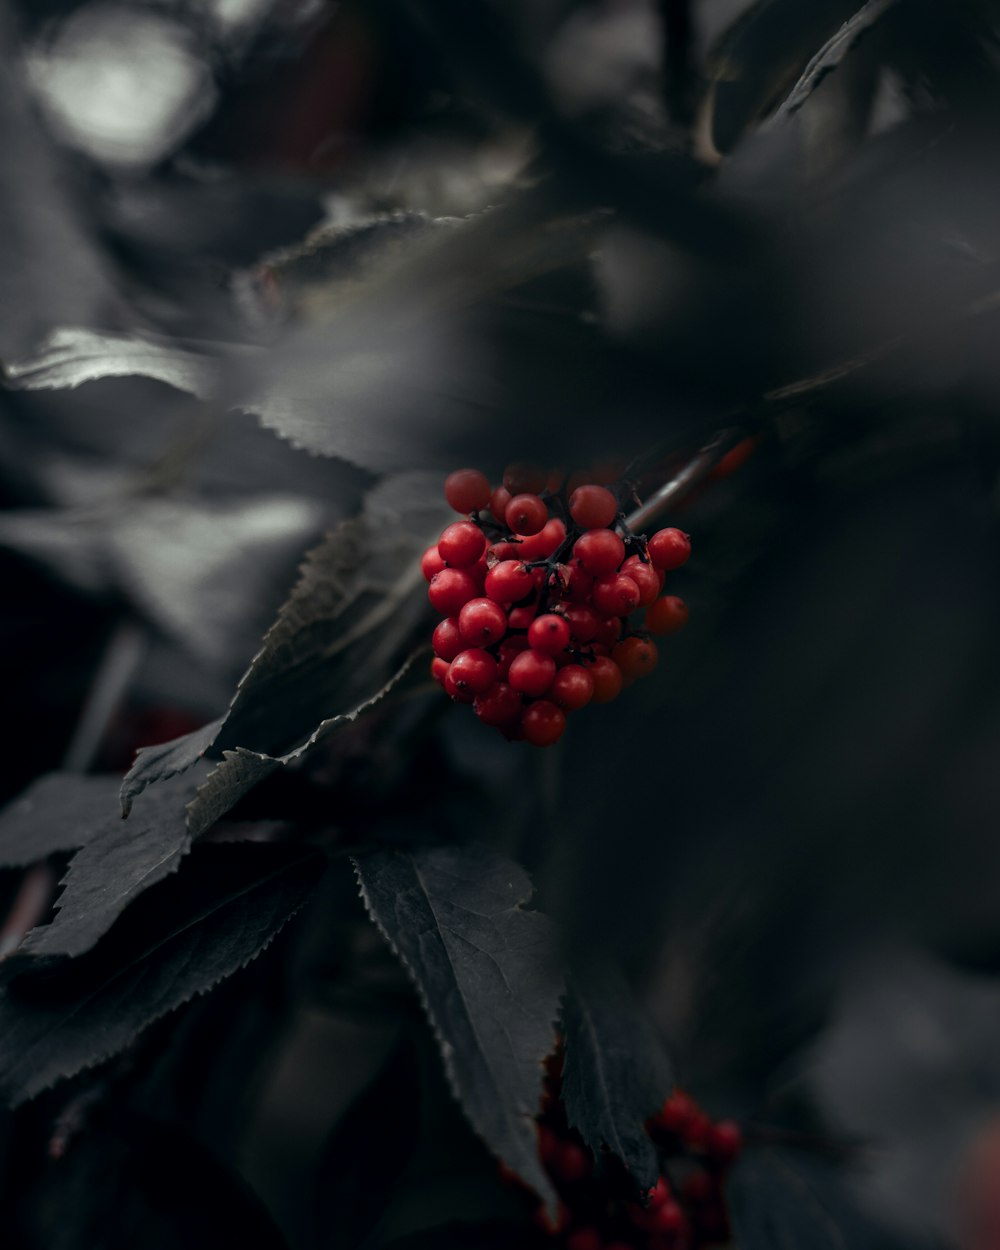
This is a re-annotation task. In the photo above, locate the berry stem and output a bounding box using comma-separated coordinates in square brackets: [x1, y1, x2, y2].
[624, 427, 742, 532]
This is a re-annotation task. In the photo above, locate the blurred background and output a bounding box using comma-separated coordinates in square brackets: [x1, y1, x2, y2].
[4, 1, 1000, 1247]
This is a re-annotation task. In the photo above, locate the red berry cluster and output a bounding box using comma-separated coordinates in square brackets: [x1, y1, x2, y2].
[505, 1056, 742, 1250]
[423, 464, 691, 746]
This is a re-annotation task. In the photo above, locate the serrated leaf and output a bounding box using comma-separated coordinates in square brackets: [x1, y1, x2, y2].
[2, 326, 224, 396]
[121, 471, 449, 820]
[0, 773, 122, 867]
[13, 770, 207, 963]
[354, 843, 564, 1217]
[121, 717, 225, 816]
[561, 964, 673, 1193]
[0, 842, 322, 1105]
[702, 0, 879, 155]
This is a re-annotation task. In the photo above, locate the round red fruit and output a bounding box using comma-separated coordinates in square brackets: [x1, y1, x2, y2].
[485, 560, 535, 604]
[443, 667, 475, 704]
[489, 485, 512, 524]
[647, 527, 691, 571]
[646, 595, 688, 635]
[432, 617, 464, 661]
[508, 650, 556, 698]
[612, 636, 658, 682]
[497, 636, 530, 679]
[502, 461, 547, 495]
[573, 529, 626, 577]
[587, 655, 624, 703]
[707, 1119, 743, 1163]
[621, 560, 660, 606]
[444, 468, 491, 514]
[591, 573, 641, 617]
[421, 546, 445, 581]
[458, 597, 508, 647]
[593, 615, 622, 647]
[518, 517, 565, 560]
[653, 1090, 699, 1135]
[508, 602, 538, 630]
[430, 657, 449, 685]
[438, 521, 486, 568]
[448, 649, 498, 697]
[505, 493, 548, 536]
[561, 604, 600, 644]
[428, 568, 478, 615]
[528, 614, 571, 655]
[474, 681, 522, 726]
[568, 483, 618, 529]
[549, 665, 594, 711]
[521, 700, 566, 746]
[562, 559, 594, 602]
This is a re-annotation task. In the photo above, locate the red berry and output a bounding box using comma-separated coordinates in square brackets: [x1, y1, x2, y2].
[707, 1119, 743, 1163]
[448, 649, 498, 697]
[485, 560, 534, 604]
[568, 483, 618, 529]
[497, 636, 530, 679]
[553, 1139, 591, 1182]
[505, 493, 548, 537]
[684, 1110, 713, 1149]
[432, 617, 465, 661]
[646, 595, 688, 635]
[508, 649, 556, 698]
[430, 657, 449, 685]
[646, 1176, 672, 1209]
[521, 700, 566, 746]
[562, 559, 595, 603]
[458, 597, 508, 647]
[620, 559, 660, 606]
[653, 1090, 699, 1135]
[647, 528, 691, 571]
[631, 1199, 685, 1234]
[443, 667, 475, 703]
[508, 602, 539, 630]
[549, 665, 594, 711]
[591, 573, 641, 617]
[503, 461, 547, 495]
[474, 681, 522, 726]
[421, 545, 446, 581]
[593, 615, 622, 648]
[528, 614, 571, 655]
[428, 568, 478, 615]
[438, 521, 486, 568]
[586, 656, 623, 703]
[490, 485, 512, 524]
[488, 540, 520, 563]
[612, 636, 658, 682]
[444, 468, 491, 514]
[518, 517, 566, 560]
[561, 604, 600, 643]
[573, 529, 626, 577]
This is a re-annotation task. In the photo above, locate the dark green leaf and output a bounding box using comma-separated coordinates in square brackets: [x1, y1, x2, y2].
[355, 844, 564, 1216]
[121, 718, 224, 818]
[122, 471, 449, 824]
[14, 770, 206, 962]
[0, 773, 121, 867]
[0, 842, 322, 1104]
[561, 964, 673, 1193]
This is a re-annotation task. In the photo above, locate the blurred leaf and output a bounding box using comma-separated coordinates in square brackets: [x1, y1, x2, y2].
[122, 471, 449, 820]
[2, 326, 221, 395]
[0, 842, 321, 1105]
[702, 0, 882, 154]
[0, 773, 121, 867]
[11, 770, 206, 963]
[727, 1147, 899, 1250]
[314, 1035, 420, 1250]
[561, 963, 674, 1192]
[120, 1113, 291, 1250]
[0, 495, 325, 668]
[377, 1221, 542, 1250]
[354, 843, 564, 1217]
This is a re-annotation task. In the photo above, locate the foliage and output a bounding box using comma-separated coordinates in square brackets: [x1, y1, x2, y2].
[1, 1, 1000, 1248]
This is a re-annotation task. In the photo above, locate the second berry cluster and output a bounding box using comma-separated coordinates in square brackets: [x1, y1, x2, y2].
[424, 463, 691, 746]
